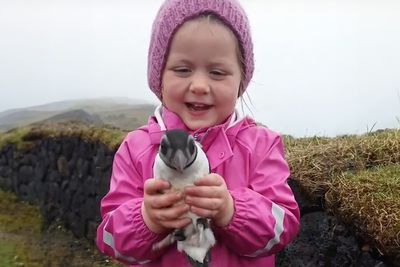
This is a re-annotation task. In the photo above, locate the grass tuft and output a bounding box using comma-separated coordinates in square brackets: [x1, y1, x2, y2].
[326, 164, 400, 258]
[0, 122, 127, 152]
[285, 129, 400, 201]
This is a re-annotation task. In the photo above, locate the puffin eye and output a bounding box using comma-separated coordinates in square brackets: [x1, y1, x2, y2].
[188, 139, 195, 155]
[160, 141, 168, 155]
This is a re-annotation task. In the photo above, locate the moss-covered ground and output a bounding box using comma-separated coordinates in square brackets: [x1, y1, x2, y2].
[0, 190, 122, 267]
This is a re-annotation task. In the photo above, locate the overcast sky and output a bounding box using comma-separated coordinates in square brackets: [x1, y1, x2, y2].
[1, 0, 399, 137]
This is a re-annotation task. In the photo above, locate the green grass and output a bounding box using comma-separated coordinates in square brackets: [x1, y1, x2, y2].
[0, 244, 15, 267]
[0, 127, 32, 151]
[0, 190, 43, 267]
[326, 164, 400, 258]
[0, 190, 41, 233]
[0, 189, 121, 267]
[285, 129, 400, 200]
[0, 238, 44, 267]
[0, 122, 127, 152]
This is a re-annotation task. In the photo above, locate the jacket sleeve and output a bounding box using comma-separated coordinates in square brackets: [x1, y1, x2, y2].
[96, 135, 167, 265]
[214, 133, 300, 257]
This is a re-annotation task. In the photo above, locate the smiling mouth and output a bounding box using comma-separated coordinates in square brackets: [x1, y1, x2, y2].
[185, 102, 213, 111]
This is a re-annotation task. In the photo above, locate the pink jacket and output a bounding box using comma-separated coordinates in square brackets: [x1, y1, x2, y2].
[96, 107, 300, 267]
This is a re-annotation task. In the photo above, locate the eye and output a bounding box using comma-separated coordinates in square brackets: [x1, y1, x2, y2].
[174, 67, 192, 76]
[210, 70, 225, 76]
[210, 70, 227, 80]
[160, 141, 168, 155]
[188, 139, 196, 155]
[174, 68, 190, 72]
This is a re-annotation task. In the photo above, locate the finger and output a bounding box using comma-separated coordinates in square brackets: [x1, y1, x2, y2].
[155, 204, 190, 221]
[162, 218, 192, 229]
[185, 185, 222, 198]
[144, 178, 170, 194]
[194, 174, 224, 186]
[190, 206, 218, 219]
[186, 196, 222, 211]
[150, 192, 184, 209]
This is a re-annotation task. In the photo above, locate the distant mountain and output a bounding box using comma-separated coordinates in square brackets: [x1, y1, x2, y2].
[39, 109, 104, 126]
[97, 105, 155, 130]
[0, 97, 156, 132]
[0, 110, 57, 126]
[0, 97, 151, 115]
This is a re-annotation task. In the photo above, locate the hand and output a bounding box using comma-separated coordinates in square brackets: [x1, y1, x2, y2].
[184, 173, 234, 227]
[141, 178, 192, 234]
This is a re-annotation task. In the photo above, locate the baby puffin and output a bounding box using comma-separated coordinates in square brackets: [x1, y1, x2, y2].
[152, 129, 216, 267]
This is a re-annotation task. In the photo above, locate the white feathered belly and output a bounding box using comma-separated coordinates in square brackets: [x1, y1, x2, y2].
[152, 149, 215, 263]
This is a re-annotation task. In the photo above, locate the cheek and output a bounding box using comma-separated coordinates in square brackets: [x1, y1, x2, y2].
[216, 93, 237, 116]
[218, 84, 239, 106]
[162, 75, 185, 95]
[162, 87, 181, 104]
[227, 96, 238, 111]
[161, 76, 177, 97]
[161, 86, 184, 111]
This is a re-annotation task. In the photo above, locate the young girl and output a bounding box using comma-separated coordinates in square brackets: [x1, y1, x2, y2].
[96, 0, 300, 266]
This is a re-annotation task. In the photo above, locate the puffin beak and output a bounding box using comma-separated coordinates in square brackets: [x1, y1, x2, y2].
[173, 150, 187, 172]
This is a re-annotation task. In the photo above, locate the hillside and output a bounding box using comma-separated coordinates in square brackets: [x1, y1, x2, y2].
[0, 98, 156, 132]
[39, 109, 103, 126]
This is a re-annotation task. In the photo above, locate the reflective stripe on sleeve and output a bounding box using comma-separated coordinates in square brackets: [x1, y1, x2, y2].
[102, 215, 151, 265]
[245, 202, 285, 257]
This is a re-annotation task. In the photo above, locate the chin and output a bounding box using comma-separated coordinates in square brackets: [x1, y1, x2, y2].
[185, 120, 214, 131]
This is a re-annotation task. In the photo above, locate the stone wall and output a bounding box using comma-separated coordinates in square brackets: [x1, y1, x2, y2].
[0, 136, 114, 241]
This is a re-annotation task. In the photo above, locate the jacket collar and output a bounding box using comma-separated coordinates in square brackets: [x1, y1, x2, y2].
[147, 105, 255, 170]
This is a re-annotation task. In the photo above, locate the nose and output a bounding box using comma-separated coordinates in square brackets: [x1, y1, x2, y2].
[189, 72, 210, 95]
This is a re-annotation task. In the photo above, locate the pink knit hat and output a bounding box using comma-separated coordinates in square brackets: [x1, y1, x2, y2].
[147, 0, 254, 99]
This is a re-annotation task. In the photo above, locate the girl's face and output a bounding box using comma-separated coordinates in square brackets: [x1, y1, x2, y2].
[161, 18, 242, 130]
